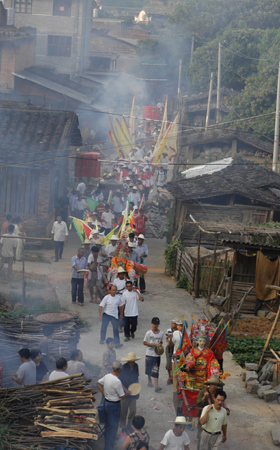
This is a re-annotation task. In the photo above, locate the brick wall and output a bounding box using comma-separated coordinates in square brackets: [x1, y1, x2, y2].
[90, 34, 137, 73]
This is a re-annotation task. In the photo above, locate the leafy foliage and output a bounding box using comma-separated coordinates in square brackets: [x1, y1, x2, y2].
[176, 274, 192, 291]
[227, 336, 280, 367]
[164, 240, 184, 276]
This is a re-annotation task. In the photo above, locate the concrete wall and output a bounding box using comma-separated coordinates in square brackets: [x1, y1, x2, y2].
[5, 0, 92, 76]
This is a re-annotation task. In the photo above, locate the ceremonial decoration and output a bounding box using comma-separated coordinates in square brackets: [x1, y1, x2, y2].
[70, 217, 92, 242]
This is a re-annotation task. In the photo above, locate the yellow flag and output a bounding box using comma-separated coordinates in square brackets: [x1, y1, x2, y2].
[151, 123, 172, 163]
[121, 117, 132, 146]
[155, 96, 168, 148]
[116, 119, 131, 156]
[129, 94, 136, 146]
[109, 114, 124, 158]
[103, 225, 119, 245]
[166, 113, 179, 160]
[118, 201, 128, 237]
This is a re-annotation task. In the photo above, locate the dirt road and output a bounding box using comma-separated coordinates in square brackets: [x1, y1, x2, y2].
[6, 231, 280, 450]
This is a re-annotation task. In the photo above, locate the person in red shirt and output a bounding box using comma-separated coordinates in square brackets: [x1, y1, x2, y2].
[135, 208, 148, 235]
[94, 197, 106, 221]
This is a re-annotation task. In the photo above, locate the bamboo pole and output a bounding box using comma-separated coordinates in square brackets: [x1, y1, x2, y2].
[207, 233, 218, 302]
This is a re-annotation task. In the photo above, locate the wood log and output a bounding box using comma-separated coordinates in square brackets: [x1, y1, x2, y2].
[41, 430, 98, 439]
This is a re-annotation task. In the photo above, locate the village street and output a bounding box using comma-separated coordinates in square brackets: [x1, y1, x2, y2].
[7, 231, 280, 450]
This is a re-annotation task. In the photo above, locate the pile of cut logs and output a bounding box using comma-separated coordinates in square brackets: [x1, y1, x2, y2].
[0, 306, 80, 387]
[144, 188, 174, 238]
[0, 374, 98, 449]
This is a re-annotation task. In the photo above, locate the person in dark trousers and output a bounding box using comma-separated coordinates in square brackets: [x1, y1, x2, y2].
[99, 285, 123, 348]
[119, 352, 141, 432]
[97, 361, 125, 450]
[121, 281, 143, 341]
[51, 215, 68, 262]
[71, 248, 87, 306]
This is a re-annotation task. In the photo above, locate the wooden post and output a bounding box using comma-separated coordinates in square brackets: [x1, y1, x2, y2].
[190, 35, 195, 64]
[207, 233, 218, 302]
[259, 300, 280, 367]
[205, 72, 214, 130]
[195, 230, 201, 298]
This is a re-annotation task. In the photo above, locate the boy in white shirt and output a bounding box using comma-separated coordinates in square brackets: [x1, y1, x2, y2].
[159, 416, 190, 450]
[121, 280, 143, 342]
[143, 317, 164, 392]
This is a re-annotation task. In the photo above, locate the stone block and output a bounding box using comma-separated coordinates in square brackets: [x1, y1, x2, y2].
[241, 369, 246, 382]
[257, 310, 268, 317]
[267, 312, 277, 322]
[274, 384, 280, 395]
[246, 371, 258, 382]
[259, 361, 274, 382]
[245, 363, 259, 371]
[271, 425, 280, 445]
[246, 380, 260, 394]
[258, 385, 273, 399]
[263, 389, 278, 402]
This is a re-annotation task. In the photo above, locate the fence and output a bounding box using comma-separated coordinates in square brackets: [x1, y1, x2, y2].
[174, 247, 231, 296]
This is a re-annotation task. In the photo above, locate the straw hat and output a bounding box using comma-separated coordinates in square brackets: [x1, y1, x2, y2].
[117, 267, 126, 273]
[138, 234, 145, 240]
[121, 352, 141, 362]
[124, 177, 131, 181]
[95, 238, 103, 245]
[77, 269, 90, 275]
[132, 186, 137, 190]
[204, 375, 225, 387]
[155, 345, 164, 356]
[169, 416, 188, 425]
[110, 235, 119, 241]
[128, 383, 141, 396]
[83, 239, 92, 245]
[171, 318, 179, 324]
[128, 242, 136, 248]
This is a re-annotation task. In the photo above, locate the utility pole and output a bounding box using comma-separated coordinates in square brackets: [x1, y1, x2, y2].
[190, 35, 195, 64]
[272, 61, 280, 172]
[205, 72, 214, 130]
[216, 42, 221, 124]
[178, 59, 182, 97]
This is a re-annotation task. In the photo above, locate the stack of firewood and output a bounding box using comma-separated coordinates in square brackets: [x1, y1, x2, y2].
[0, 306, 80, 387]
[144, 189, 174, 238]
[0, 374, 98, 449]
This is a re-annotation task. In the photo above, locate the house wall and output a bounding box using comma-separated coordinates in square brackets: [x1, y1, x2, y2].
[5, 0, 92, 76]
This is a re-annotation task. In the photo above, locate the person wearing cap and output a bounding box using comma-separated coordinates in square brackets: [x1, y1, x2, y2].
[159, 416, 190, 450]
[87, 245, 103, 304]
[135, 235, 148, 292]
[89, 228, 99, 243]
[99, 285, 123, 347]
[119, 352, 141, 432]
[94, 197, 106, 221]
[83, 239, 92, 260]
[105, 235, 119, 259]
[111, 191, 125, 221]
[135, 209, 148, 235]
[165, 319, 178, 385]
[128, 187, 141, 209]
[97, 361, 125, 450]
[128, 242, 140, 264]
[200, 390, 227, 449]
[102, 204, 115, 236]
[172, 320, 184, 392]
[196, 375, 225, 450]
[113, 267, 129, 296]
[121, 280, 143, 341]
[143, 317, 164, 392]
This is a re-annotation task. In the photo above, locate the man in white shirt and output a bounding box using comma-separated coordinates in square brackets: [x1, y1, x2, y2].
[111, 191, 125, 221]
[74, 193, 86, 220]
[135, 234, 148, 292]
[200, 390, 228, 449]
[143, 317, 164, 392]
[99, 285, 123, 348]
[0, 223, 17, 279]
[49, 357, 69, 381]
[128, 186, 141, 208]
[159, 416, 190, 450]
[156, 166, 167, 190]
[97, 361, 125, 450]
[101, 204, 115, 235]
[77, 181, 86, 195]
[105, 235, 119, 258]
[121, 280, 143, 342]
[51, 215, 69, 262]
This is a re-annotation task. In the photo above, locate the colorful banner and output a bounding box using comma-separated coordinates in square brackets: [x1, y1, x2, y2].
[121, 116, 132, 146]
[70, 216, 92, 242]
[155, 96, 168, 151]
[86, 197, 98, 211]
[151, 123, 172, 163]
[109, 114, 125, 158]
[129, 94, 136, 146]
[103, 225, 119, 245]
[166, 112, 179, 160]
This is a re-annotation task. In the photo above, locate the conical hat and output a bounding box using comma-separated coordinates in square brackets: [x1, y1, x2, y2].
[128, 383, 141, 396]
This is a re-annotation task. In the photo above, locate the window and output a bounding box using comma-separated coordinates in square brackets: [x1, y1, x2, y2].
[0, 168, 39, 216]
[48, 35, 71, 57]
[15, 0, 32, 14]
[53, 0, 71, 16]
